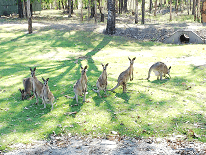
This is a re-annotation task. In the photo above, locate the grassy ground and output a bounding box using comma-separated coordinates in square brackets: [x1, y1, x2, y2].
[0, 10, 206, 151]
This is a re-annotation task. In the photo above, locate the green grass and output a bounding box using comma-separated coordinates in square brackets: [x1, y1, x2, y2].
[0, 11, 206, 152]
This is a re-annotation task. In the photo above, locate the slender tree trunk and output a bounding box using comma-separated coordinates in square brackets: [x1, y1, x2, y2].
[190, 0, 192, 10]
[142, 0, 145, 24]
[192, 0, 195, 14]
[106, 0, 115, 34]
[99, 0, 104, 22]
[154, 0, 157, 16]
[80, 0, 83, 21]
[91, 0, 95, 17]
[170, 0, 172, 21]
[197, 0, 200, 21]
[23, 0, 26, 18]
[135, 0, 138, 23]
[194, 0, 196, 20]
[187, 0, 189, 14]
[27, 0, 32, 34]
[123, 0, 127, 12]
[68, 0, 72, 17]
[176, 0, 179, 13]
[160, 0, 162, 9]
[149, 0, 152, 13]
[94, 0, 97, 23]
[88, 0, 90, 21]
[18, 0, 23, 18]
[119, 0, 123, 13]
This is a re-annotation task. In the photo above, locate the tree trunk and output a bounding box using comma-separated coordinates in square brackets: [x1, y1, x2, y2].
[23, 0, 26, 18]
[123, 0, 127, 12]
[193, 0, 196, 20]
[135, 0, 138, 23]
[91, 0, 95, 18]
[192, 0, 195, 14]
[99, 0, 104, 22]
[176, 0, 179, 13]
[88, 0, 90, 21]
[154, 0, 157, 16]
[141, 0, 145, 24]
[27, 0, 32, 34]
[106, 0, 115, 34]
[197, 0, 200, 21]
[68, 0, 72, 17]
[18, 0, 23, 18]
[187, 0, 189, 14]
[170, 0, 172, 21]
[149, 0, 152, 13]
[94, 0, 97, 23]
[160, 0, 162, 9]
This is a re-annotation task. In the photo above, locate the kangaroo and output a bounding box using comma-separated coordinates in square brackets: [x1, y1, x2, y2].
[93, 63, 109, 97]
[146, 62, 171, 80]
[30, 67, 43, 105]
[42, 77, 55, 111]
[109, 57, 136, 93]
[73, 66, 88, 103]
[19, 77, 33, 100]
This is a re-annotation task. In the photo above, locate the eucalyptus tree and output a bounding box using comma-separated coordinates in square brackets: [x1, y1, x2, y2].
[106, 0, 115, 34]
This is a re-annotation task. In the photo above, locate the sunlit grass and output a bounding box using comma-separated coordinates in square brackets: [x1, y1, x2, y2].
[0, 12, 206, 152]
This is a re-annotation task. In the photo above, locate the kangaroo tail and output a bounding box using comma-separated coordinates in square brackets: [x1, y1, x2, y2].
[108, 83, 120, 92]
[146, 66, 153, 80]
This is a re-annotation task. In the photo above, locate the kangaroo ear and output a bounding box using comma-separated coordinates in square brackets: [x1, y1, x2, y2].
[30, 67, 32, 71]
[81, 66, 83, 69]
[169, 66, 171, 69]
[106, 63, 109, 66]
[101, 63, 104, 67]
[34, 67, 36, 71]
[84, 66, 88, 70]
[47, 78, 49, 81]
[128, 57, 131, 61]
[18, 88, 22, 92]
[133, 57, 136, 61]
[42, 77, 45, 81]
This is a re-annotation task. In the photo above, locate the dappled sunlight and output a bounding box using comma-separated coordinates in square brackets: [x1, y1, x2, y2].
[0, 19, 206, 151]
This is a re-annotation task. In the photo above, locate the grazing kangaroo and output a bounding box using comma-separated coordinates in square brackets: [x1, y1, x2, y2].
[19, 77, 33, 100]
[42, 77, 55, 111]
[73, 66, 88, 103]
[30, 67, 43, 105]
[146, 62, 171, 80]
[93, 63, 109, 97]
[109, 57, 136, 93]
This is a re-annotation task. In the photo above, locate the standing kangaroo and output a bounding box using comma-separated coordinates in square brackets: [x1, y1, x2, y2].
[73, 66, 88, 103]
[109, 57, 136, 93]
[30, 67, 43, 105]
[19, 77, 33, 100]
[93, 63, 109, 97]
[146, 62, 171, 80]
[42, 77, 55, 111]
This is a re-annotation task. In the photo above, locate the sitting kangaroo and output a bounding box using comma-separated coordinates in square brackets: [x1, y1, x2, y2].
[146, 62, 171, 80]
[73, 66, 88, 103]
[109, 57, 136, 93]
[30, 67, 44, 105]
[93, 63, 109, 97]
[19, 77, 33, 100]
[42, 77, 55, 111]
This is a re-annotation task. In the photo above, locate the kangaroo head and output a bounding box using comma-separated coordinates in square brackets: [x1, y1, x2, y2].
[19, 88, 25, 100]
[30, 67, 36, 78]
[81, 65, 88, 75]
[128, 57, 136, 65]
[102, 63, 109, 70]
[42, 77, 49, 87]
